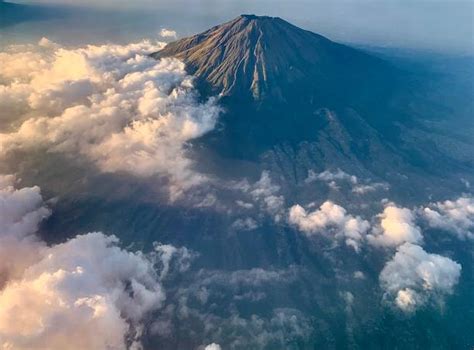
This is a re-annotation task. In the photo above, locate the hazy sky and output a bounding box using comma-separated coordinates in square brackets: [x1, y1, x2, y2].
[4, 0, 474, 53]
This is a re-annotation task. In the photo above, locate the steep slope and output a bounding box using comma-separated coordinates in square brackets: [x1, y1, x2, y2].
[152, 14, 393, 103]
[152, 15, 471, 187]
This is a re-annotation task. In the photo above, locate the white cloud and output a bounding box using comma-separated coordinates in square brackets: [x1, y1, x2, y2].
[0, 232, 165, 350]
[379, 243, 461, 312]
[0, 177, 187, 349]
[204, 343, 221, 350]
[288, 201, 369, 251]
[159, 29, 178, 39]
[0, 175, 50, 283]
[368, 205, 423, 247]
[0, 175, 50, 239]
[421, 196, 474, 240]
[0, 233, 164, 349]
[0, 39, 221, 200]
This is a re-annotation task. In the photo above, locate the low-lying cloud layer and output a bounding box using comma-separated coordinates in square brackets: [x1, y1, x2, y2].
[0, 38, 220, 199]
[0, 176, 188, 349]
[1, 33, 471, 344]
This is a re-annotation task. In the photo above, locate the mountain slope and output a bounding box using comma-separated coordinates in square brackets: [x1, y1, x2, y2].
[152, 14, 394, 102]
[152, 15, 471, 189]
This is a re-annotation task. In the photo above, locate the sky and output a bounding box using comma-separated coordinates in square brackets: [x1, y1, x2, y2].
[4, 0, 474, 54]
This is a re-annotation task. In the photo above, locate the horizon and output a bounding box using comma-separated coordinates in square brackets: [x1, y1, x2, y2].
[2, 0, 474, 54]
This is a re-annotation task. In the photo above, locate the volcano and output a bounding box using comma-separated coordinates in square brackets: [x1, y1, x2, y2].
[152, 15, 409, 165]
[13, 13, 471, 350]
[152, 14, 394, 103]
[152, 15, 470, 193]
[152, 17, 473, 348]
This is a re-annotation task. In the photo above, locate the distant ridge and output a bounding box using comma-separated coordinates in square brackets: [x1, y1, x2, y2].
[0, 1, 62, 28]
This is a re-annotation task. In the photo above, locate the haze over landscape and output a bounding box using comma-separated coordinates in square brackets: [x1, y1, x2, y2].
[0, 1, 473, 349]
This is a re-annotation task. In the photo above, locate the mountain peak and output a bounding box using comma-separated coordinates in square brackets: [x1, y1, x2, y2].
[152, 15, 389, 102]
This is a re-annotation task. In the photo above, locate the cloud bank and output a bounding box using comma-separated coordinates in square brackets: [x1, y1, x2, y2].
[0, 38, 221, 199]
[0, 233, 165, 350]
[0, 176, 188, 349]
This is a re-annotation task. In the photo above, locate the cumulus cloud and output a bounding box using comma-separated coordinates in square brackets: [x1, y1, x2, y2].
[0, 233, 165, 350]
[159, 29, 178, 39]
[0, 174, 50, 283]
[379, 243, 461, 312]
[368, 205, 423, 247]
[421, 196, 474, 240]
[204, 343, 221, 350]
[0, 176, 188, 349]
[0, 39, 221, 199]
[0, 174, 50, 239]
[288, 201, 370, 251]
